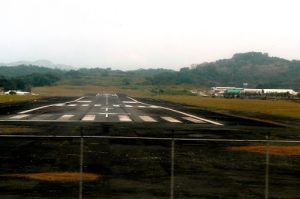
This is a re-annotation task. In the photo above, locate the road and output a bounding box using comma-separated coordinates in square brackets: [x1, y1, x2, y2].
[0, 93, 222, 125]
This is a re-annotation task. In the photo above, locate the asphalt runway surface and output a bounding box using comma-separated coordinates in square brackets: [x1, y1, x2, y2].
[0, 93, 222, 125]
[0, 94, 299, 199]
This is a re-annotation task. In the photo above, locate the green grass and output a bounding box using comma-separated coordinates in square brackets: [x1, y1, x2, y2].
[0, 95, 40, 104]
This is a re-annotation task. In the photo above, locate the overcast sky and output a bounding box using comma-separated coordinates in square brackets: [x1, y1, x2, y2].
[0, 0, 299, 70]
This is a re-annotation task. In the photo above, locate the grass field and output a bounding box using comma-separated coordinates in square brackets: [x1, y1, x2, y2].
[0, 95, 40, 104]
[153, 96, 300, 121]
[33, 85, 152, 97]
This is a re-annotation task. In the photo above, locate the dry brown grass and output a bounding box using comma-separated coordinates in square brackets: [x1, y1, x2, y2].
[1, 172, 100, 182]
[33, 85, 149, 97]
[154, 96, 300, 120]
[227, 146, 300, 156]
[0, 95, 40, 104]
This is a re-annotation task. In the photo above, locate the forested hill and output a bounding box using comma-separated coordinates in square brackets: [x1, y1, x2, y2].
[180, 52, 300, 88]
[0, 52, 300, 91]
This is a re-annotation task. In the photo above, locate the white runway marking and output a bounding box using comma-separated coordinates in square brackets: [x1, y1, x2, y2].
[127, 96, 223, 126]
[94, 104, 101, 107]
[81, 104, 89, 107]
[105, 94, 108, 105]
[118, 115, 132, 122]
[138, 105, 146, 108]
[182, 117, 206, 123]
[125, 105, 133, 108]
[150, 105, 160, 108]
[19, 96, 85, 114]
[113, 104, 120, 107]
[161, 117, 182, 123]
[140, 116, 157, 122]
[77, 100, 92, 103]
[81, 115, 96, 121]
[123, 101, 137, 104]
[54, 103, 65, 107]
[58, 115, 74, 120]
[10, 114, 30, 119]
[68, 104, 77, 107]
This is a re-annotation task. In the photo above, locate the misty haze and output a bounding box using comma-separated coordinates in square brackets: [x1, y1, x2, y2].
[0, 0, 300, 199]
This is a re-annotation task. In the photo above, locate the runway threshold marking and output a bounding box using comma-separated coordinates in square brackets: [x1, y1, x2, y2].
[10, 114, 30, 119]
[127, 96, 223, 126]
[58, 115, 74, 120]
[81, 115, 96, 121]
[113, 104, 120, 107]
[161, 117, 182, 123]
[182, 117, 206, 124]
[118, 115, 132, 122]
[140, 116, 157, 122]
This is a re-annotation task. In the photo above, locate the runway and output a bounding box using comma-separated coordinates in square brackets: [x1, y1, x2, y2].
[0, 93, 222, 125]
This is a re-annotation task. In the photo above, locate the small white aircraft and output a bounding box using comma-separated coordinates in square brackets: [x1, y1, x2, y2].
[4, 90, 31, 95]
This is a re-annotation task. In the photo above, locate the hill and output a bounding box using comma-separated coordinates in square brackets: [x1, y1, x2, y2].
[179, 52, 300, 89]
[1, 52, 300, 91]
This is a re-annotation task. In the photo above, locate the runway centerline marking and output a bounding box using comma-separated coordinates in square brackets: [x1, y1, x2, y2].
[125, 105, 133, 108]
[161, 116, 182, 123]
[94, 104, 101, 107]
[77, 100, 92, 103]
[113, 104, 120, 107]
[81, 104, 89, 107]
[140, 116, 157, 122]
[105, 94, 108, 105]
[68, 104, 77, 107]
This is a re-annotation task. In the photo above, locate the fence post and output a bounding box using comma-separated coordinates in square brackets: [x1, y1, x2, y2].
[265, 133, 270, 199]
[170, 130, 175, 199]
[79, 128, 84, 199]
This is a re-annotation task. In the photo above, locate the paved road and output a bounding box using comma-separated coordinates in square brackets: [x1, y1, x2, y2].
[0, 93, 222, 125]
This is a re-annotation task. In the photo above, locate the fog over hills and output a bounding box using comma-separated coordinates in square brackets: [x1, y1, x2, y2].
[0, 60, 74, 70]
